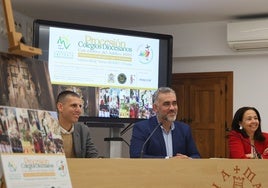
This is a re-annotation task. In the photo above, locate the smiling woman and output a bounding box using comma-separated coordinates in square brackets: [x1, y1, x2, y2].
[228, 106, 268, 159]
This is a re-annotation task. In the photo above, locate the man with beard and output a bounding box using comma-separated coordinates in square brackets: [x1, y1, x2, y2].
[129, 87, 200, 159]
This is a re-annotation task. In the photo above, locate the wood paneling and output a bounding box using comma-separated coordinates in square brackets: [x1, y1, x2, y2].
[172, 72, 233, 158]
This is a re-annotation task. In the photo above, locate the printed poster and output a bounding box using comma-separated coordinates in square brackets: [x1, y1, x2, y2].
[0, 154, 72, 188]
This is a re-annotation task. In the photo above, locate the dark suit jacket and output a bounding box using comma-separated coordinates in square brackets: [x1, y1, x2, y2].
[129, 116, 200, 158]
[73, 123, 98, 158]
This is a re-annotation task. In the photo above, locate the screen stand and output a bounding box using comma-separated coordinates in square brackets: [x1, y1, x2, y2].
[120, 123, 134, 136]
[104, 127, 123, 158]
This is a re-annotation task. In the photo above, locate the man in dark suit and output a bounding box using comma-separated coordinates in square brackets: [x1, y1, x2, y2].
[130, 87, 200, 159]
[56, 90, 98, 158]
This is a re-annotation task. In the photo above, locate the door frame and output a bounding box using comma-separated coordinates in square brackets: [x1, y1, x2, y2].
[172, 71, 233, 157]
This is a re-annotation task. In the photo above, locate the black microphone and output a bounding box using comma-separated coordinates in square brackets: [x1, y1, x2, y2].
[229, 131, 262, 159]
[255, 149, 262, 159]
[140, 123, 162, 158]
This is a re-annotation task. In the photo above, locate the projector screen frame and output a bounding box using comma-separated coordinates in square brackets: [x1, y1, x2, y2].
[32, 19, 173, 127]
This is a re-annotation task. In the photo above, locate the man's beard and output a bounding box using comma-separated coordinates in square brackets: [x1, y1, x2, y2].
[162, 111, 177, 122]
[166, 115, 176, 122]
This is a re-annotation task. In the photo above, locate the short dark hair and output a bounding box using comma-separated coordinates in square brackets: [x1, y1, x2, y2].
[56, 90, 80, 104]
[231, 106, 265, 141]
[153, 87, 175, 104]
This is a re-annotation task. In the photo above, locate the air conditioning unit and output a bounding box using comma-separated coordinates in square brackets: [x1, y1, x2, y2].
[227, 19, 268, 51]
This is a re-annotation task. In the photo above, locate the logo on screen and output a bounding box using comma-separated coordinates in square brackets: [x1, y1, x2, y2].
[54, 36, 74, 58]
[137, 44, 153, 64]
[117, 73, 127, 84]
[57, 36, 71, 50]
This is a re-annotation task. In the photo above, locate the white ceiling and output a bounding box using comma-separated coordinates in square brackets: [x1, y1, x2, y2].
[9, 0, 268, 28]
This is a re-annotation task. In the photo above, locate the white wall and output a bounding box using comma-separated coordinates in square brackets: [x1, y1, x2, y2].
[134, 21, 268, 132]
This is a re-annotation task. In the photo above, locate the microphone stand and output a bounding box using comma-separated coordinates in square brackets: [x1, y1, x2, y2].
[140, 123, 161, 158]
[229, 131, 262, 159]
[254, 148, 262, 159]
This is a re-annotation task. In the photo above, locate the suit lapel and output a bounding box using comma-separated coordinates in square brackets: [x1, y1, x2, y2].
[73, 126, 81, 157]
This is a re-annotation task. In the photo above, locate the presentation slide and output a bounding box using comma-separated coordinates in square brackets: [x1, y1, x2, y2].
[48, 27, 160, 90]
